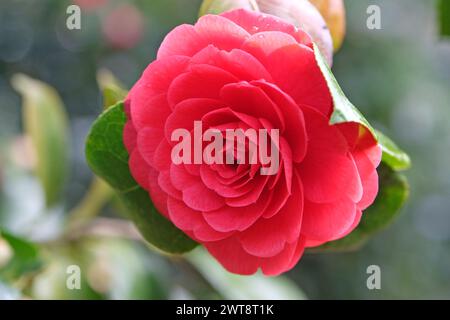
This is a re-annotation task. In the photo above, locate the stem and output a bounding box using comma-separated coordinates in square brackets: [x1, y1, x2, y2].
[65, 178, 113, 233]
[67, 217, 143, 242]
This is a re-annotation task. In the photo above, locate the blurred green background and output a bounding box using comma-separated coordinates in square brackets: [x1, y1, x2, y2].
[0, 0, 449, 299]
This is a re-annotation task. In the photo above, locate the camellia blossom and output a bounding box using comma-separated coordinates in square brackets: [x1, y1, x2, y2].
[123, 9, 381, 275]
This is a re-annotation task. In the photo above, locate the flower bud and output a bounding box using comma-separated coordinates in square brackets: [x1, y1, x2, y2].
[257, 0, 333, 65]
[200, 0, 333, 66]
[309, 0, 346, 51]
[199, 0, 260, 16]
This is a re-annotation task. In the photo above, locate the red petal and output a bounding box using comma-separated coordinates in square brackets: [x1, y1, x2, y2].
[301, 197, 357, 242]
[183, 182, 225, 212]
[337, 208, 363, 239]
[194, 14, 250, 51]
[170, 163, 198, 191]
[129, 149, 150, 190]
[304, 208, 363, 248]
[263, 175, 290, 218]
[337, 122, 378, 151]
[168, 64, 238, 108]
[205, 235, 306, 275]
[152, 140, 172, 172]
[136, 127, 164, 168]
[200, 166, 254, 199]
[298, 107, 362, 203]
[123, 120, 137, 153]
[191, 45, 272, 81]
[165, 98, 226, 143]
[260, 240, 302, 276]
[131, 93, 171, 131]
[220, 82, 285, 130]
[204, 236, 260, 275]
[137, 55, 190, 97]
[203, 190, 272, 232]
[158, 170, 181, 199]
[167, 197, 231, 242]
[304, 238, 326, 248]
[267, 44, 332, 116]
[157, 24, 206, 59]
[147, 168, 169, 218]
[353, 145, 381, 210]
[253, 80, 307, 163]
[167, 196, 203, 230]
[358, 171, 379, 210]
[225, 175, 270, 207]
[239, 173, 303, 257]
[242, 31, 297, 64]
[285, 237, 307, 270]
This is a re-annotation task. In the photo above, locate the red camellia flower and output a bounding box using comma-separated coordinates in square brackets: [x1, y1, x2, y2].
[123, 9, 381, 275]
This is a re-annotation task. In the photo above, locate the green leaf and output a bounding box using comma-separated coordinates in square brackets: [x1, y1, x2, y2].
[376, 130, 411, 171]
[85, 102, 198, 254]
[314, 44, 375, 134]
[310, 163, 409, 252]
[313, 44, 411, 171]
[0, 230, 42, 280]
[11, 74, 69, 207]
[187, 248, 307, 300]
[439, 0, 450, 37]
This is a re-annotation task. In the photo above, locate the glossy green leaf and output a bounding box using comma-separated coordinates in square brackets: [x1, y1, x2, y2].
[439, 0, 450, 37]
[11, 74, 69, 207]
[314, 45, 411, 171]
[376, 129, 411, 171]
[314, 44, 374, 132]
[0, 230, 42, 280]
[85, 102, 198, 254]
[309, 163, 409, 252]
